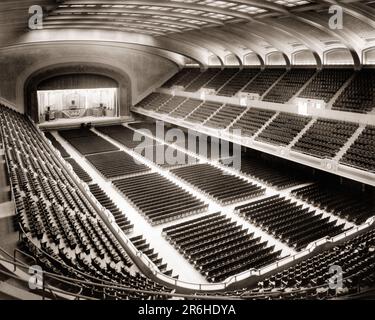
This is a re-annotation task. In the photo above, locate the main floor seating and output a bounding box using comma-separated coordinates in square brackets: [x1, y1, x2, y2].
[299, 68, 353, 102]
[163, 213, 281, 282]
[256, 113, 312, 146]
[113, 172, 208, 225]
[263, 68, 316, 103]
[171, 163, 265, 204]
[44, 132, 70, 158]
[292, 182, 375, 225]
[340, 126, 375, 173]
[235, 195, 346, 250]
[86, 151, 151, 179]
[217, 68, 260, 97]
[185, 101, 223, 124]
[242, 68, 286, 96]
[253, 228, 375, 297]
[0, 105, 171, 299]
[59, 128, 119, 155]
[332, 69, 375, 114]
[292, 119, 359, 159]
[65, 158, 92, 183]
[89, 183, 134, 234]
[169, 98, 203, 119]
[185, 68, 221, 92]
[204, 104, 245, 129]
[229, 108, 276, 137]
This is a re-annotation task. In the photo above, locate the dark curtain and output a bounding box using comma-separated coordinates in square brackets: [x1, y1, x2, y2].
[38, 74, 118, 90]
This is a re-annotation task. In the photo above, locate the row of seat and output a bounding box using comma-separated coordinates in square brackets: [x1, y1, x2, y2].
[185, 101, 223, 124]
[170, 163, 265, 205]
[291, 183, 375, 225]
[162, 213, 281, 282]
[235, 195, 346, 250]
[113, 172, 208, 225]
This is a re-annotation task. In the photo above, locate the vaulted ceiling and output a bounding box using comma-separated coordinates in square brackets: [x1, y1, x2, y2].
[2, 0, 375, 67]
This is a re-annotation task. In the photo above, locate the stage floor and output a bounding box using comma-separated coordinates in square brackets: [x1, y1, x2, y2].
[38, 116, 131, 130]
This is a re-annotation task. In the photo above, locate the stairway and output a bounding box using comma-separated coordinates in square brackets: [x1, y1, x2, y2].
[130, 235, 178, 279]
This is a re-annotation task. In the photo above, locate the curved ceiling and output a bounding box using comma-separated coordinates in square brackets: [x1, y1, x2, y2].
[2, 0, 375, 67]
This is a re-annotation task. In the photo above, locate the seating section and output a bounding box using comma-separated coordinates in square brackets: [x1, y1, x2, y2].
[134, 143, 198, 168]
[217, 68, 260, 97]
[86, 151, 151, 179]
[299, 69, 353, 102]
[263, 69, 316, 103]
[292, 183, 375, 225]
[235, 196, 345, 250]
[292, 119, 359, 159]
[59, 128, 119, 155]
[44, 132, 70, 158]
[204, 68, 239, 91]
[223, 155, 309, 190]
[230, 108, 276, 137]
[163, 213, 281, 282]
[256, 113, 312, 146]
[162, 68, 200, 88]
[113, 172, 208, 225]
[157, 96, 186, 114]
[65, 158, 92, 183]
[185, 68, 221, 92]
[89, 184, 133, 234]
[185, 101, 223, 124]
[255, 228, 375, 296]
[242, 69, 286, 96]
[171, 164, 265, 204]
[204, 104, 244, 129]
[169, 98, 202, 118]
[130, 235, 177, 278]
[340, 126, 375, 173]
[136, 93, 172, 111]
[0, 105, 171, 299]
[332, 69, 375, 113]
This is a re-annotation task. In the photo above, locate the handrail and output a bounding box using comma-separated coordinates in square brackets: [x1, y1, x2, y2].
[14, 248, 37, 272]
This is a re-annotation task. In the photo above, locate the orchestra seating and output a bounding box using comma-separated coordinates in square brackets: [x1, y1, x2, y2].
[44, 132, 70, 158]
[162, 213, 281, 282]
[128, 121, 159, 137]
[256, 113, 312, 146]
[292, 183, 375, 225]
[332, 69, 375, 113]
[185, 68, 221, 92]
[299, 68, 353, 102]
[263, 69, 316, 103]
[235, 195, 345, 250]
[242, 68, 286, 96]
[185, 101, 223, 124]
[204, 68, 239, 91]
[229, 108, 276, 137]
[130, 235, 176, 278]
[170, 164, 265, 204]
[292, 119, 359, 159]
[89, 183, 134, 234]
[340, 126, 375, 173]
[59, 128, 119, 155]
[86, 151, 151, 179]
[255, 228, 375, 296]
[65, 158, 92, 183]
[169, 98, 202, 118]
[96, 125, 155, 149]
[204, 104, 245, 129]
[0, 105, 171, 299]
[157, 96, 187, 114]
[217, 68, 260, 97]
[113, 172, 208, 225]
[134, 143, 198, 168]
[222, 154, 310, 190]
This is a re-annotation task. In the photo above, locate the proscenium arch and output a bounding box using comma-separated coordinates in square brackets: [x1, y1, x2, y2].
[24, 63, 132, 122]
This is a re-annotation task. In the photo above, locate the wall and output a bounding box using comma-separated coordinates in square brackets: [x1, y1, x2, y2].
[0, 42, 178, 115]
[293, 50, 317, 65]
[324, 48, 354, 65]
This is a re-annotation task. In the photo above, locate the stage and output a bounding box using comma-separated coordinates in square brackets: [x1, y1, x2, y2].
[38, 115, 133, 130]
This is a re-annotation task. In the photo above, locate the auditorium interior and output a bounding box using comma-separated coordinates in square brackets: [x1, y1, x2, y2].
[0, 0, 375, 301]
